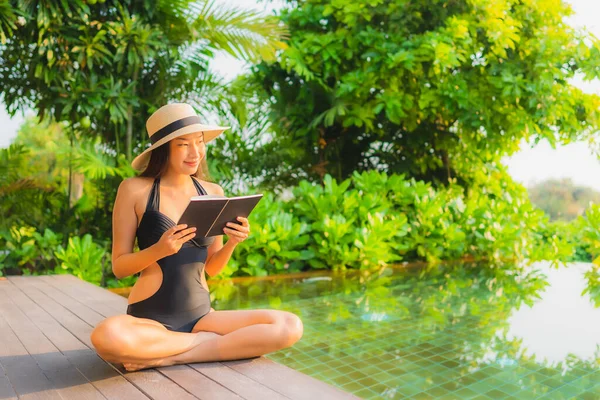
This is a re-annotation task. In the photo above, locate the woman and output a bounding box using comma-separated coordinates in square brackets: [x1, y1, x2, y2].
[90, 103, 303, 372]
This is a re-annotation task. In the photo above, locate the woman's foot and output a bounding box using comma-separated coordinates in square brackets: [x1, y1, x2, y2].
[123, 357, 171, 372]
[122, 331, 221, 371]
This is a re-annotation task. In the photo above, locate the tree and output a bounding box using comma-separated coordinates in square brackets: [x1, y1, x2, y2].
[528, 178, 600, 220]
[0, 0, 288, 225]
[246, 0, 600, 187]
[0, 0, 287, 160]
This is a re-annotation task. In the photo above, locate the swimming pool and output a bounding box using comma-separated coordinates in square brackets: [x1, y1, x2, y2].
[209, 262, 600, 399]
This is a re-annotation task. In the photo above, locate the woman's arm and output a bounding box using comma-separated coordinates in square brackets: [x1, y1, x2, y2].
[111, 178, 164, 279]
[205, 239, 238, 277]
[113, 244, 165, 279]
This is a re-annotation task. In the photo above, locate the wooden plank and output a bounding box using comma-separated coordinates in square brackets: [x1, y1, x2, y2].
[16, 276, 106, 328]
[6, 276, 148, 400]
[1, 279, 108, 400]
[227, 357, 360, 400]
[155, 365, 244, 400]
[39, 274, 123, 317]
[0, 280, 77, 400]
[189, 362, 288, 400]
[0, 310, 57, 400]
[11, 276, 200, 400]
[8, 275, 153, 399]
[0, 354, 17, 400]
[58, 273, 129, 307]
[0, 375, 18, 400]
[8, 276, 104, 349]
[46, 274, 287, 400]
[0, 335, 61, 400]
[42, 274, 127, 316]
[51, 273, 128, 305]
[0, 357, 18, 400]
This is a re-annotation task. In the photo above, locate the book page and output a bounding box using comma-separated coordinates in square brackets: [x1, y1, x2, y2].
[190, 194, 228, 200]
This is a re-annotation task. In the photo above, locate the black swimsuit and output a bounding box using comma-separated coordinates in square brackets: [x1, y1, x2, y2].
[126, 176, 215, 333]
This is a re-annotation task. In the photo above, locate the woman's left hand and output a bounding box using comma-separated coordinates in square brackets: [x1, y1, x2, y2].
[223, 217, 250, 245]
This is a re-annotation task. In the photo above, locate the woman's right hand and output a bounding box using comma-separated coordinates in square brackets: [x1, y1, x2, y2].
[155, 224, 197, 258]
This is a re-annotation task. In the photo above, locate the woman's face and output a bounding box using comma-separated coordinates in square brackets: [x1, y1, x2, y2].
[168, 131, 205, 173]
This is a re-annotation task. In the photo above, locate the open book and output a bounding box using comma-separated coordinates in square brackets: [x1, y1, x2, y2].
[177, 193, 263, 237]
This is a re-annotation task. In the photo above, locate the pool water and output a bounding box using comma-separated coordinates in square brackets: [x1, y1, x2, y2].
[207, 262, 600, 399]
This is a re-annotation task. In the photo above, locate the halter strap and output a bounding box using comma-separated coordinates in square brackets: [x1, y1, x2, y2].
[145, 178, 160, 212]
[145, 176, 206, 213]
[191, 176, 208, 195]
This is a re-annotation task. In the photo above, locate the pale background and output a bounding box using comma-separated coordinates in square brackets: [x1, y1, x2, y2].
[1, 0, 599, 191]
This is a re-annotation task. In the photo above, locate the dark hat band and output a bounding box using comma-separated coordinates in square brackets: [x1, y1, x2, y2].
[150, 116, 202, 145]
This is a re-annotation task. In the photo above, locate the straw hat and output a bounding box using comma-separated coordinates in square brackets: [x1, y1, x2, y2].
[131, 103, 230, 171]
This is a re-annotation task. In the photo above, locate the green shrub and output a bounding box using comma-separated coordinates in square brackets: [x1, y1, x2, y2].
[4, 169, 592, 284]
[224, 169, 574, 276]
[575, 203, 600, 265]
[0, 226, 63, 276]
[292, 173, 405, 270]
[222, 192, 313, 278]
[54, 234, 106, 285]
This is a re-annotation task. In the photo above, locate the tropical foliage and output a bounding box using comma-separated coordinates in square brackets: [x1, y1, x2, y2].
[0, 0, 287, 157]
[3, 137, 579, 284]
[0, 0, 599, 287]
[240, 0, 600, 188]
[221, 168, 576, 278]
[0, 0, 288, 220]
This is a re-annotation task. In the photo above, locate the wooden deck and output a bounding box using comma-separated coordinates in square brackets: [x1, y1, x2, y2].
[0, 274, 358, 400]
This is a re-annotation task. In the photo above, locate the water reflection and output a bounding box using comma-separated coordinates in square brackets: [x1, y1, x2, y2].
[209, 262, 600, 399]
[507, 262, 600, 365]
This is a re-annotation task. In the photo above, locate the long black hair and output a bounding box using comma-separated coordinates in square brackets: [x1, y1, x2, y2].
[138, 134, 213, 182]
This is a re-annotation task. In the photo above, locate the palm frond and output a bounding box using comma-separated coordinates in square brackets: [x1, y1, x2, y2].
[0, 144, 30, 185]
[0, 178, 43, 196]
[56, 137, 122, 180]
[188, 0, 289, 63]
[157, 0, 192, 19]
[0, 144, 48, 211]
[0, 0, 18, 44]
[184, 67, 227, 112]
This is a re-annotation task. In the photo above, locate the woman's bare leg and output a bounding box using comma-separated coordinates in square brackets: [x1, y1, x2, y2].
[116, 309, 304, 371]
[89, 314, 218, 370]
[167, 309, 303, 365]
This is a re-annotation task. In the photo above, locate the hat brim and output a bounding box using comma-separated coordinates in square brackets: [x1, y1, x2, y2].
[131, 123, 229, 171]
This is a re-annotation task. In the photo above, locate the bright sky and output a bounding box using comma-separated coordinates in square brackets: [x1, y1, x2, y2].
[503, 0, 600, 190]
[1, 0, 599, 190]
